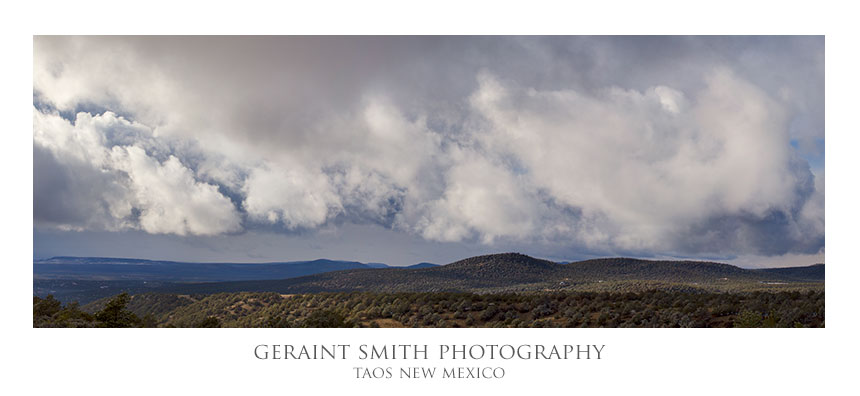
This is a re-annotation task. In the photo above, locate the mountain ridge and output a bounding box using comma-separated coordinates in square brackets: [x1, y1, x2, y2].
[34, 253, 823, 304]
[151, 253, 824, 295]
[34, 256, 437, 282]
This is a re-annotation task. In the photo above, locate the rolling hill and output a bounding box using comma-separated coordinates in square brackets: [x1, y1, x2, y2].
[151, 253, 824, 295]
[758, 263, 825, 281]
[66, 253, 825, 328]
[35, 253, 824, 304]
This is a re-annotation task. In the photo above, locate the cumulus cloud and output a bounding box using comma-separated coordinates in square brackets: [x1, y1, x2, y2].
[33, 109, 241, 236]
[32, 36, 824, 258]
[463, 69, 819, 254]
[418, 153, 542, 244]
[242, 163, 341, 229]
[110, 146, 242, 235]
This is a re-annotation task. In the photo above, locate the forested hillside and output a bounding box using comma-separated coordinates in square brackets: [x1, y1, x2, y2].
[32, 289, 824, 328]
[33, 253, 825, 328]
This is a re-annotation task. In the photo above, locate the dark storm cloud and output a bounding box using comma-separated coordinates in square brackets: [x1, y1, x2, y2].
[33, 36, 824, 260]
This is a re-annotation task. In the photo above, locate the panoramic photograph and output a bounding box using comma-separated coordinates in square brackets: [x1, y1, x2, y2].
[32, 36, 824, 328]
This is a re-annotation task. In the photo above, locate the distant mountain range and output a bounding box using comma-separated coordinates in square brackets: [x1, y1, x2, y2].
[157, 253, 824, 295]
[34, 256, 439, 282]
[33, 253, 823, 304]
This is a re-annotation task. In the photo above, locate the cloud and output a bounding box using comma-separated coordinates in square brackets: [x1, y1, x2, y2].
[418, 152, 542, 244]
[242, 163, 341, 229]
[109, 145, 242, 236]
[473, 69, 811, 246]
[32, 36, 824, 257]
[33, 109, 241, 236]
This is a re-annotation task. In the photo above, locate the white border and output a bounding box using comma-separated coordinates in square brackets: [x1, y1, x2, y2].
[4, 1, 856, 395]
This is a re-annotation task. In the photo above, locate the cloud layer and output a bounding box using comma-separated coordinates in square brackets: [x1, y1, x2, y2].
[33, 36, 824, 258]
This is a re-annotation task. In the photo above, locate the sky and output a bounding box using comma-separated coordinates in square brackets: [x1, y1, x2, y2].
[32, 36, 824, 268]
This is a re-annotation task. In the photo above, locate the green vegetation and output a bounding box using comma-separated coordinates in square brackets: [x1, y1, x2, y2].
[33, 295, 94, 327]
[33, 254, 825, 328]
[33, 289, 825, 328]
[34, 292, 141, 328]
[92, 293, 141, 327]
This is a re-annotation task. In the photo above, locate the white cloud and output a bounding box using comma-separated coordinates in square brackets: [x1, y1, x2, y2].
[33, 109, 241, 236]
[32, 37, 824, 257]
[419, 153, 541, 244]
[242, 163, 341, 229]
[110, 146, 241, 236]
[466, 69, 814, 253]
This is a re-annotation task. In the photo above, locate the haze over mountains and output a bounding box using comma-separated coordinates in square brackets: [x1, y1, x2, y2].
[34, 256, 438, 282]
[34, 253, 824, 305]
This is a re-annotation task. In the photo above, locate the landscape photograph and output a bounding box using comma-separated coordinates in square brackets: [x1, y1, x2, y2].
[32, 36, 825, 328]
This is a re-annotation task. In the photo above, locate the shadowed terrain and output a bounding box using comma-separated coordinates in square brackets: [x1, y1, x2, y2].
[33, 253, 824, 328]
[147, 253, 824, 296]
